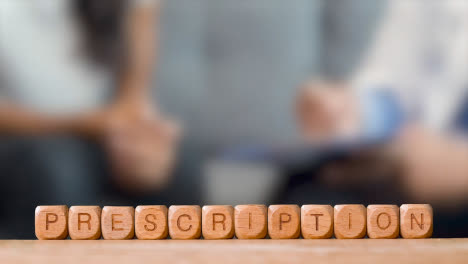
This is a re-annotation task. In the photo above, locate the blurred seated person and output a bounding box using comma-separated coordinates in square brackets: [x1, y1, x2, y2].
[0, 0, 180, 192]
[0, 0, 183, 238]
[296, 0, 468, 236]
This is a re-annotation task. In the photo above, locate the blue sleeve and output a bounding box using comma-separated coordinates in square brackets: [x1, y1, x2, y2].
[359, 89, 404, 142]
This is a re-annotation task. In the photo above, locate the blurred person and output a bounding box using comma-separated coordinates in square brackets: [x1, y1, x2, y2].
[296, 0, 468, 215]
[0, 0, 180, 191]
[0, 0, 185, 238]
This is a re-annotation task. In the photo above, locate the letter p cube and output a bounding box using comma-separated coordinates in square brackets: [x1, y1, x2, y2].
[35, 205, 68, 240]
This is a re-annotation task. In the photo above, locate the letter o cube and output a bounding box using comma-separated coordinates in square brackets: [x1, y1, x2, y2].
[367, 205, 399, 239]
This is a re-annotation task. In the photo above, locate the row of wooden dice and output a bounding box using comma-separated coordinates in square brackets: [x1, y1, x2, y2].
[35, 204, 432, 240]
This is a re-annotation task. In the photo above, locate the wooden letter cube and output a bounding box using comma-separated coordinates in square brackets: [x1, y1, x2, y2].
[135, 205, 168, 240]
[234, 204, 267, 239]
[268, 205, 300, 239]
[101, 206, 135, 240]
[68, 206, 101, 240]
[202, 205, 234, 239]
[168, 205, 201, 239]
[301, 205, 333, 239]
[400, 204, 433, 238]
[367, 205, 399, 239]
[35, 205, 68, 240]
[334, 204, 366, 239]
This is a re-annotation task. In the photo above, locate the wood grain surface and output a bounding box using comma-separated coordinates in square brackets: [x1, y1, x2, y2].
[1, 239, 468, 264]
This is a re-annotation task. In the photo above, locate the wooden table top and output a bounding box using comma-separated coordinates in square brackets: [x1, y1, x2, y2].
[1, 239, 467, 264]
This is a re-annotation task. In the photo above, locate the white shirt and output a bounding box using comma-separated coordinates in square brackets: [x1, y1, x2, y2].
[352, 0, 468, 131]
[0, 0, 113, 115]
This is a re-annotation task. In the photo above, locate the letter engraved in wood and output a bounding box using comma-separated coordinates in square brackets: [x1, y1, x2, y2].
[111, 214, 124, 231]
[376, 212, 391, 230]
[411, 213, 424, 230]
[78, 213, 91, 231]
[212, 213, 226, 231]
[144, 214, 157, 232]
[348, 212, 352, 229]
[279, 213, 291, 231]
[46, 213, 58, 230]
[177, 214, 192, 232]
[309, 213, 324, 231]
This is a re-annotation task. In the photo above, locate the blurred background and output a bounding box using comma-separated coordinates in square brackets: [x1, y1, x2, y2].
[1, 0, 468, 238]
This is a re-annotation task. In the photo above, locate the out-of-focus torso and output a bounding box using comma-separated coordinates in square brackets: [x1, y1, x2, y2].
[0, 0, 112, 115]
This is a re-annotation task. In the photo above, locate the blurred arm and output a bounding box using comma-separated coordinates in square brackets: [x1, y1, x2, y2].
[0, 102, 107, 138]
[0, 0, 161, 138]
[113, 0, 160, 107]
[348, 1, 428, 139]
[350, 0, 426, 94]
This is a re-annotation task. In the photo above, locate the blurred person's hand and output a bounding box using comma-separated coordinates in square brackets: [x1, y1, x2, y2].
[104, 98, 181, 193]
[296, 81, 361, 143]
[319, 124, 468, 207]
[390, 125, 468, 206]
